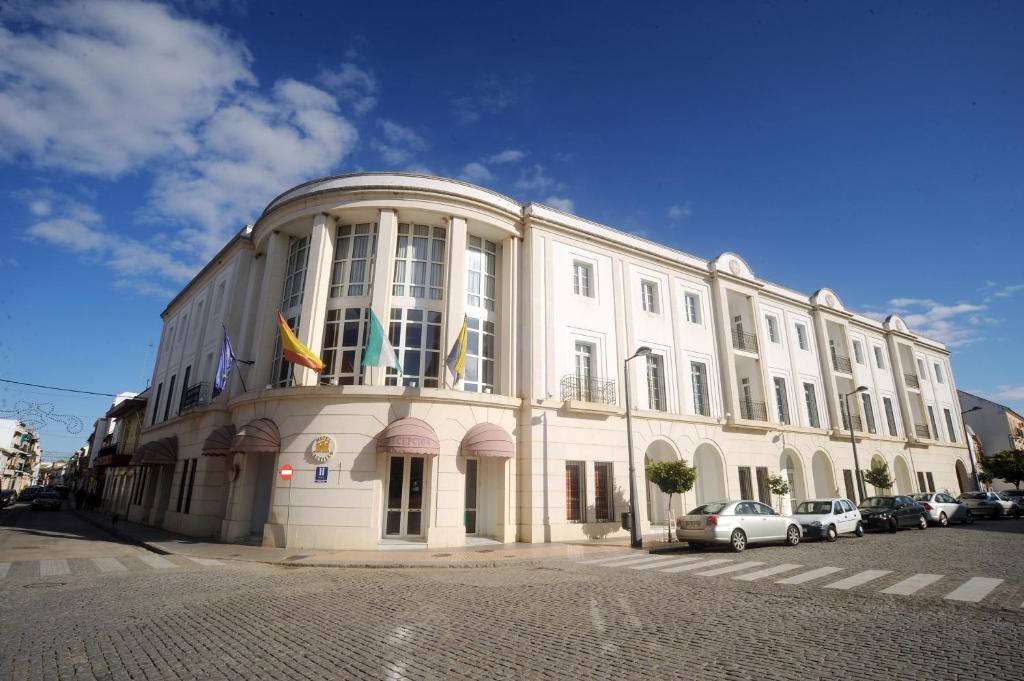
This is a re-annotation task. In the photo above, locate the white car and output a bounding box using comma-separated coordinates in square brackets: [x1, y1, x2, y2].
[910, 492, 973, 526]
[675, 500, 803, 552]
[958, 491, 1021, 519]
[791, 498, 864, 541]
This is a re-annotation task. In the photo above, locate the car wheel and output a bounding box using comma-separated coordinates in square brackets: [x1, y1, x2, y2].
[855, 521, 865, 537]
[785, 525, 801, 546]
[918, 514, 928, 530]
[963, 510, 974, 525]
[729, 529, 747, 552]
[888, 518, 898, 533]
[825, 525, 838, 542]
[938, 512, 948, 527]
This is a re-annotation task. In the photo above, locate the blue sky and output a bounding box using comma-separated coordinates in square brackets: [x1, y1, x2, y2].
[1, 1, 1022, 460]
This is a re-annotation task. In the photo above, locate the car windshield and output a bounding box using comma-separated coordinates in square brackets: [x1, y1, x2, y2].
[688, 503, 728, 515]
[794, 501, 832, 514]
[859, 497, 894, 508]
[960, 493, 988, 500]
[910, 494, 932, 501]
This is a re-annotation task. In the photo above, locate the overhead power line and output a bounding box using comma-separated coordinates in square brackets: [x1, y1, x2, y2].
[0, 378, 117, 398]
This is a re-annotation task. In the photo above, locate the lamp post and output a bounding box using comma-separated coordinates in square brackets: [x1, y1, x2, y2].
[624, 346, 652, 549]
[844, 386, 870, 501]
[960, 406, 982, 491]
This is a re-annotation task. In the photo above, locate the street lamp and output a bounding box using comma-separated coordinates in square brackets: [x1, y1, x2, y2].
[624, 346, 652, 548]
[961, 406, 982, 491]
[844, 386, 870, 501]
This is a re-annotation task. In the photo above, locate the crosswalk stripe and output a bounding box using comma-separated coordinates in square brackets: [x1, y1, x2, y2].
[92, 557, 127, 573]
[695, 561, 764, 577]
[39, 559, 69, 577]
[660, 558, 732, 574]
[880, 573, 943, 596]
[733, 563, 803, 582]
[597, 554, 665, 568]
[630, 556, 705, 571]
[776, 566, 843, 585]
[136, 554, 176, 570]
[0, 562, 10, 578]
[943, 577, 1003, 603]
[185, 557, 224, 566]
[823, 569, 892, 590]
[577, 553, 637, 565]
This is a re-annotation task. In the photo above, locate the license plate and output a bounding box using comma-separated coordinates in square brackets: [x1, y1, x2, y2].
[684, 521, 702, 529]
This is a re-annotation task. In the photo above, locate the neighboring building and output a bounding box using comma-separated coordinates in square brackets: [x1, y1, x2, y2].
[81, 391, 141, 505]
[130, 173, 974, 551]
[958, 390, 1024, 491]
[1, 419, 41, 493]
[95, 389, 149, 513]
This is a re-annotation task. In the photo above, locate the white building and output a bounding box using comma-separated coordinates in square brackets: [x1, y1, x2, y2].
[958, 390, 1024, 491]
[128, 173, 975, 550]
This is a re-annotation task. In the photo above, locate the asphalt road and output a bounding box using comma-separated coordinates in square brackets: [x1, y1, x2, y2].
[1, 502, 1022, 680]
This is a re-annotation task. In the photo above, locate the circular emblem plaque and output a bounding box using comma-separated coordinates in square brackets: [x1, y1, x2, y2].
[825, 294, 836, 308]
[896, 319, 906, 331]
[311, 435, 335, 463]
[728, 259, 742, 275]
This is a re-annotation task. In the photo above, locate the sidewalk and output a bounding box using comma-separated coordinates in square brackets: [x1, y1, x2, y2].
[74, 509, 665, 569]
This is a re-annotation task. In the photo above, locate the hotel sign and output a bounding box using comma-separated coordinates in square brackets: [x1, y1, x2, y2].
[311, 435, 335, 463]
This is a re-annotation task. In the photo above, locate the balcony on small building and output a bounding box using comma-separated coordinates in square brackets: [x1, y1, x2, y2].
[825, 321, 851, 375]
[841, 413, 864, 432]
[739, 399, 768, 421]
[560, 374, 617, 405]
[726, 290, 758, 355]
[903, 372, 920, 390]
[914, 423, 931, 439]
[179, 382, 210, 413]
[832, 353, 852, 374]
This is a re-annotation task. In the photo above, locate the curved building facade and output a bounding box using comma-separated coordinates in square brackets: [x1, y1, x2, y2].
[120, 173, 976, 550]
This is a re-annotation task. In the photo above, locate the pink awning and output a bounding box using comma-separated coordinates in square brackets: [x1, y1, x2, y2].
[460, 423, 514, 459]
[377, 418, 439, 456]
[230, 418, 280, 454]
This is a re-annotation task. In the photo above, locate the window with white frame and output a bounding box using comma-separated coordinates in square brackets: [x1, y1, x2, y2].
[385, 308, 443, 388]
[873, 346, 885, 370]
[463, 318, 495, 393]
[766, 315, 780, 343]
[320, 308, 368, 385]
[803, 382, 820, 428]
[883, 397, 899, 436]
[934, 362, 945, 384]
[795, 323, 809, 350]
[943, 408, 957, 442]
[691, 361, 710, 416]
[917, 359, 928, 381]
[467, 236, 498, 311]
[392, 223, 446, 300]
[646, 354, 667, 411]
[852, 340, 864, 365]
[330, 223, 377, 298]
[927, 405, 940, 440]
[773, 377, 790, 425]
[684, 292, 701, 324]
[271, 236, 310, 388]
[573, 261, 593, 298]
[861, 393, 877, 434]
[641, 280, 659, 313]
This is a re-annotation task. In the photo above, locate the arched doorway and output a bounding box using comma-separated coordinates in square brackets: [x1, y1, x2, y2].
[955, 460, 971, 493]
[779, 449, 807, 515]
[811, 451, 837, 498]
[644, 440, 680, 531]
[893, 455, 913, 495]
[693, 443, 727, 506]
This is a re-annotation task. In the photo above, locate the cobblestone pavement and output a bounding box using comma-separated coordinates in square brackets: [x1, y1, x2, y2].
[1, 509, 1021, 680]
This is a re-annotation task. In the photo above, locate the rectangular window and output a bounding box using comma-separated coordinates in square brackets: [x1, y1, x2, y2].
[684, 293, 700, 324]
[175, 460, 188, 513]
[883, 397, 899, 437]
[385, 308, 443, 388]
[795, 323, 809, 350]
[463, 317, 496, 394]
[178, 365, 192, 413]
[594, 462, 614, 522]
[917, 359, 927, 381]
[466, 236, 498, 311]
[566, 461, 584, 523]
[641, 280, 658, 313]
[573, 261, 592, 297]
[873, 346, 886, 370]
[270, 314, 300, 388]
[766, 315, 779, 343]
[773, 377, 790, 425]
[917, 471, 927, 492]
[852, 340, 864, 365]
[861, 393, 877, 434]
[163, 375, 176, 421]
[926, 472, 936, 493]
[330, 223, 377, 298]
[738, 467, 754, 500]
[839, 394, 851, 430]
[393, 223, 446, 300]
[943, 409, 957, 442]
[133, 468, 148, 505]
[183, 459, 198, 514]
[691, 361, 710, 416]
[464, 458, 478, 534]
[803, 382, 820, 428]
[281, 236, 310, 312]
[150, 383, 163, 426]
[646, 354, 667, 411]
[934, 362, 945, 384]
[320, 308, 368, 386]
[928, 406, 940, 441]
[843, 469, 857, 503]
[755, 466, 770, 504]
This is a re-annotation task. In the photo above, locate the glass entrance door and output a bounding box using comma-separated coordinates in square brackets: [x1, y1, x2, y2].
[384, 456, 425, 537]
[464, 458, 478, 534]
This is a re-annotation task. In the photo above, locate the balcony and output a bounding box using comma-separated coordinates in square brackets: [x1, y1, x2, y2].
[914, 423, 931, 439]
[832, 354, 852, 374]
[179, 382, 210, 413]
[560, 374, 617, 405]
[904, 373, 920, 389]
[732, 329, 758, 353]
[739, 399, 768, 421]
[841, 414, 863, 432]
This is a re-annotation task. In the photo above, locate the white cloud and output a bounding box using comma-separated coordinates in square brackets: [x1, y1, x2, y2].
[884, 297, 991, 348]
[29, 200, 51, 216]
[486, 149, 526, 164]
[318, 62, 377, 114]
[372, 119, 427, 167]
[515, 164, 563, 193]
[987, 385, 1024, 402]
[453, 78, 519, 125]
[544, 196, 575, 213]
[459, 162, 493, 184]
[993, 283, 1024, 298]
[668, 203, 692, 221]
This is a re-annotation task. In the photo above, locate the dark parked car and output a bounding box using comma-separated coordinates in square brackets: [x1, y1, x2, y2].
[31, 490, 62, 511]
[51, 485, 70, 499]
[18, 486, 44, 502]
[857, 496, 928, 532]
[0, 489, 16, 508]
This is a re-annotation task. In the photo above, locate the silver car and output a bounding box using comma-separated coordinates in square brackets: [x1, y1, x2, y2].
[676, 500, 803, 552]
[957, 491, 1021, 519]
[910, 492, 973, 526]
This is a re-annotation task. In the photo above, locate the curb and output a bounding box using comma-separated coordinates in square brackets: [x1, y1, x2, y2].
[72, 509, 171, 555]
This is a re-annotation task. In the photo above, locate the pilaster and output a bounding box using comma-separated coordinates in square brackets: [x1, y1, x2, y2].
[294, 214, 334, 387]
[367, 209, 398, 385]
[249, 231, 290, 390]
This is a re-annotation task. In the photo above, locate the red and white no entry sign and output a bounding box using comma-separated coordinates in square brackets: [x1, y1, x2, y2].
[279, 464, 294, 481]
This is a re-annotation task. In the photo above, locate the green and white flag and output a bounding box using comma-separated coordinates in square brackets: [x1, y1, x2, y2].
[361, 309, 403, 373]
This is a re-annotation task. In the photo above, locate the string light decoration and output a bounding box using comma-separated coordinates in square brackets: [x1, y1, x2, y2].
[0, 400, 84, 434]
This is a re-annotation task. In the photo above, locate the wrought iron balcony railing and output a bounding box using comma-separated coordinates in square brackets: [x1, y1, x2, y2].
[739, 399, 768, 421]
[560, 374, 617, 405]
[732, 329, 758, 353]
[179, 382, 210, 413]
[914, 423, 931, 439]
[832, 354, 852, 374]
[841, 414, 864, 431]
[904, 373, 920, 389]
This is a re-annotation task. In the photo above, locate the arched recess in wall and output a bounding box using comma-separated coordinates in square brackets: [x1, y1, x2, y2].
[693, 442, 727, 505]
[868, 454, 890, 495]
[811, 450, 837, 498]
[779, 448, 808, 503]
[893, 455, 914, 495]
[955, 460, 971, 494]
[644, 439, 679, 528]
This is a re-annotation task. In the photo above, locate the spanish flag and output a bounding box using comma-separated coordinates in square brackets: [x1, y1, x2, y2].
[445, 315, 468, 384]
[277, 311, 325, 372]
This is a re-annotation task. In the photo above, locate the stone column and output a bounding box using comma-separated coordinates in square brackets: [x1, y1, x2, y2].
[367, 209, 398, 385]
[294, 214, 334, 387]
[248, 231, 290, 390]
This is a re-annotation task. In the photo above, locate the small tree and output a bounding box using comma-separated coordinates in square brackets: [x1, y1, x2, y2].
[863, 459, 894, 493]
[646, 459, 698, 542]
[766, 474, 791, 512]
[977, 469, 994, 489]
[985, 450, 1024, 489]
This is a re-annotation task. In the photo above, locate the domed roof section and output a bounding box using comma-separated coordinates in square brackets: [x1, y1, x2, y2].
[883, 314, 909, 333]
[709, 252, 754, 280]
[810, 288, 844, 311]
